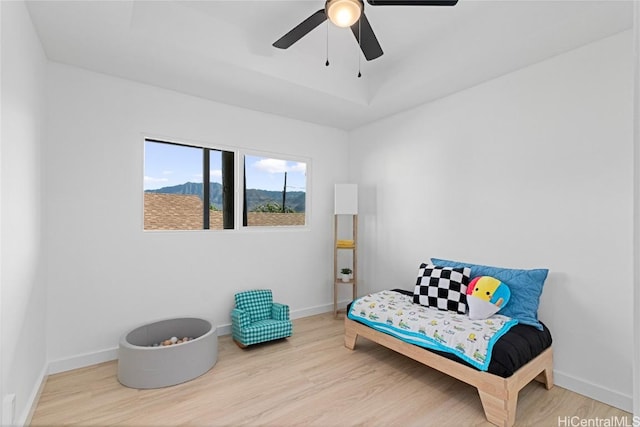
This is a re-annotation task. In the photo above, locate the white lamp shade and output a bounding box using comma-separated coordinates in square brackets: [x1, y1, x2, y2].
[335, 184, 358, 214]
[326, 0, 362, 28]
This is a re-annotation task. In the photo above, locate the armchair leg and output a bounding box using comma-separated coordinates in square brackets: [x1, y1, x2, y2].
[233, 339, 247, 349]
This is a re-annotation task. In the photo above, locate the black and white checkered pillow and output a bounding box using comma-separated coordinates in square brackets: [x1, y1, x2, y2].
[413, 263, 471, 314]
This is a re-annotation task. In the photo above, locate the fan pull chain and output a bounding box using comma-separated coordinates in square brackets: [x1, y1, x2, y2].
[357, 19, 362, 78]
[325, 21, 330, 67]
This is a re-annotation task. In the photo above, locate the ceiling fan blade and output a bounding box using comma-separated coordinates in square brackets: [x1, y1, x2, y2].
[367, 0, 458, 5]
[350, 13, 383, 61]
[273, 9, 327, 49]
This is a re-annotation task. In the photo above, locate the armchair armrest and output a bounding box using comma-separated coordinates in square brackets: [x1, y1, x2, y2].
[231, 308, 251, 329]
[271, 303, 290, 321]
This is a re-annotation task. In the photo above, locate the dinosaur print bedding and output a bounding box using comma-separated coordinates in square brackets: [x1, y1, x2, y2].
[348, 290, 518, 371]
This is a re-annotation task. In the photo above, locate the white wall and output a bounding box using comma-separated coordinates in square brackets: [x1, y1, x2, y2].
[3, 2, 634, 419]
[350, 31, 634, 411]
[0, 1, 48, 425]
[44, 63, 349, 368]
[633, 2, 640, 419]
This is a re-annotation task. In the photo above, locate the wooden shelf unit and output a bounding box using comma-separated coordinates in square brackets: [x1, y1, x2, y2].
[333, 214, 357, 317]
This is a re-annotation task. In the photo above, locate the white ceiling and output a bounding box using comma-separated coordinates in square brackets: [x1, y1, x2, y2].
[26, 0, 633, 130]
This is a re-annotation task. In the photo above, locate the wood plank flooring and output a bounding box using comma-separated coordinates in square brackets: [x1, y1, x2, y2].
[31, 313, 631, 426]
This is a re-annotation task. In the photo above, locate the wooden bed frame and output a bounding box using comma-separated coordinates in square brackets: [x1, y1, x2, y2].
[344, 317, 553, 427]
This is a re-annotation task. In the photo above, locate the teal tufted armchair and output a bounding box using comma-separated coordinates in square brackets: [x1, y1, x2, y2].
[231, 289, 293, 348]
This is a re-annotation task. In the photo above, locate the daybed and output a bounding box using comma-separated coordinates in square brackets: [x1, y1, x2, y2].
[344, 259, 553, 427]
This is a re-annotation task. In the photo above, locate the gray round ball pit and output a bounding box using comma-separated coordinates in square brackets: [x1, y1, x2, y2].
[117, 317, 217, 389]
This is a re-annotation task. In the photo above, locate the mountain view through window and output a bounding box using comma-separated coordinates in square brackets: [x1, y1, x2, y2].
[144, 139, 307, 230]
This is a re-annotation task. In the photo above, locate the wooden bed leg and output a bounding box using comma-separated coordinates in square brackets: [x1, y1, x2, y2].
[478, 390, 517, 427]
[535, 365, 554, 390]
[534, 348, 554, 390]
[344, 323, 358, 350]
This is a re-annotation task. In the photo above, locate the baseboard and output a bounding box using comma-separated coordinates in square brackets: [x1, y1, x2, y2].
[45, 301, 350, 374]
[554, 370, 633, 413]
[48, 347, 119, 375]
[17, 364, 47, 427]
[34, 307, 633, 421]
[208, 300, 350, 337]
[292, 299, 351, 319]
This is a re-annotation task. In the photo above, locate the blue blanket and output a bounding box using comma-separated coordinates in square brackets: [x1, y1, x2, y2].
[348, 290, 518, 371]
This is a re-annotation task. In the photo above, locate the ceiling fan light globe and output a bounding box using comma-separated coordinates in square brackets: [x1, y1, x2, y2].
[326, 0, 363, 28]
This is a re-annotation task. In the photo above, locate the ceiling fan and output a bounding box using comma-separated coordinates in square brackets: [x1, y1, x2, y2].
[273, 0, 458, 61]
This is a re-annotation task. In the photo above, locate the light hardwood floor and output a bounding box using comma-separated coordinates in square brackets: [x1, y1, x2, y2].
[31, 313, 630, 426]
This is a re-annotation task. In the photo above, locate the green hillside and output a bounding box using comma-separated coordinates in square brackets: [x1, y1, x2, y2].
[145, 182, 305, 212]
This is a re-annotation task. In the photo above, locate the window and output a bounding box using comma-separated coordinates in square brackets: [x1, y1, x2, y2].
[144, 139, 234, 230]
[143, 139, 308, 231]
[243, 155, 307, 227]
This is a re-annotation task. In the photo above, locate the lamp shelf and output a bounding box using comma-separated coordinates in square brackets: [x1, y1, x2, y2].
[333, 213, 357, 318]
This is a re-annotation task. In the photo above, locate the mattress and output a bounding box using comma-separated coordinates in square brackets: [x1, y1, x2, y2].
[348, 289, 552, 378]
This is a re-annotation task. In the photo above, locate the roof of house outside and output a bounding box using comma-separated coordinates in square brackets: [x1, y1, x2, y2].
[144, 193, 305, 230]
[144, 193, 203, 230]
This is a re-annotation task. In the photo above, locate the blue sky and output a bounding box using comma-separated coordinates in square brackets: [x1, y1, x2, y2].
[144, 141, 306, 192]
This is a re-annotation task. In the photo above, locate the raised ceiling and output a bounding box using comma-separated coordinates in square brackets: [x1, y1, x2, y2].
[26, 0, 633, 130]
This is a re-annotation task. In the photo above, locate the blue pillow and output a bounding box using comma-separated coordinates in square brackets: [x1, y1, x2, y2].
[431, 258, 548, 330]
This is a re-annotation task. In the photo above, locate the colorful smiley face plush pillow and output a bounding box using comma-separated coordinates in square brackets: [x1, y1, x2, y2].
[466, 276, 511, 320]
